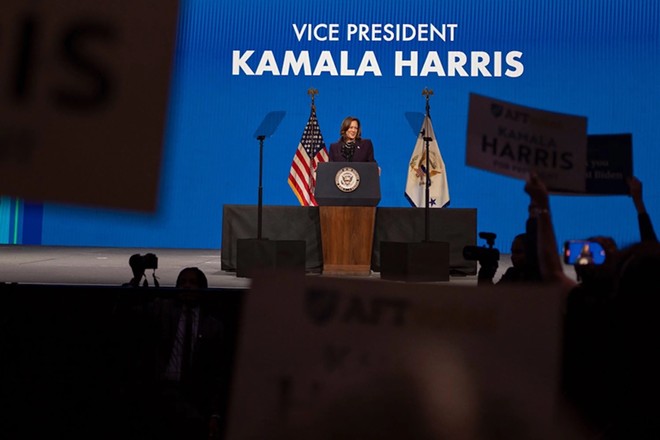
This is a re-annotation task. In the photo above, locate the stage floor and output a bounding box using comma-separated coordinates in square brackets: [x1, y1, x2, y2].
[0, 245, 252, 288]
[0, 244, 535, 288]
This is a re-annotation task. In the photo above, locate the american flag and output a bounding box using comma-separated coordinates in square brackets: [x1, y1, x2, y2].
[288, 107, 329, 206]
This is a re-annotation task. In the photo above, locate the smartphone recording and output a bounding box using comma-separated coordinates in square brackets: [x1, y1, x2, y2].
[563, 240, 606, 265]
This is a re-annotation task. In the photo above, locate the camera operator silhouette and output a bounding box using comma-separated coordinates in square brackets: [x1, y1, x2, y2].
[124, 253, 159, 287]
[465, 229, 540, 286]
[463, 232, 499, 286]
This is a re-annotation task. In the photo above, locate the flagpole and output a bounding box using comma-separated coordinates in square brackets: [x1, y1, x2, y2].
[257, 134, 265, 239]
[380, 89, 449, 282]
[422, 88, 434, 242]
[308, 87, 318, 197]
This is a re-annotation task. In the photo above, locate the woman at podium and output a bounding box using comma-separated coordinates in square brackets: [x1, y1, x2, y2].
[329, 116, 376, 162]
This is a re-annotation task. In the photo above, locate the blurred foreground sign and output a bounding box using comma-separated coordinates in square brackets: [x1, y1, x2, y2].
[466, 93, 588, 193]
[0, 0, 179, 211]
[582, 133, 633, 195]
[225, 271, 570, 439]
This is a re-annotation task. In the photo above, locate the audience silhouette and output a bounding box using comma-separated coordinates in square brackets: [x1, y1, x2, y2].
[524, 171, 659, 438]
[111, 266, 231, 439]
[145, 267, 228, 439]
[609, 240, 660, 437]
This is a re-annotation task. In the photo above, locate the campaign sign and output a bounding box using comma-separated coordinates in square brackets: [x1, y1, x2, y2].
[585, 134, 633, 195]
[466, 93, 588, 193]
[0, 0, 179, 211]
[536, 133, 633, 196]
[225, 270, 568, 439]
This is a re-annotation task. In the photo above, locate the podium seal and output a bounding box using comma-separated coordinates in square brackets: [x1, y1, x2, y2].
[335, 167, 360, 192]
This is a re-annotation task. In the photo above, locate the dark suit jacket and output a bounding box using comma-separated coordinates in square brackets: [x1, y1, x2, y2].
[124, 296, 229, 419]
[154, 299, 224, 376]
[111, 291, 235, 438]
[329, 138, 376, 162]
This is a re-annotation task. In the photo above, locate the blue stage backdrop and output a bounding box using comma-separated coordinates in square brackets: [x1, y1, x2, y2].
[33, 0, 659, 253]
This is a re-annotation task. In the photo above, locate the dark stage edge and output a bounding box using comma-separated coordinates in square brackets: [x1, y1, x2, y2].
[0, 244, 539, 288]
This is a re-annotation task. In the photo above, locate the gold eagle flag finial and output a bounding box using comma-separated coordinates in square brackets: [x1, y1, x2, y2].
[422, 87, 433, 114]
[307, 87, 319, 111]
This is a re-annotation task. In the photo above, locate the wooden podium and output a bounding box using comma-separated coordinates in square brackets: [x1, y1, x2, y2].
[315, 162, 380, 276]
[319, 206, 376, 276]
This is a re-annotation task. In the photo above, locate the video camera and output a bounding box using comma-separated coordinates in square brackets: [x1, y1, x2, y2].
[463, 232, 500, 266]
[129, 253, 158, 273]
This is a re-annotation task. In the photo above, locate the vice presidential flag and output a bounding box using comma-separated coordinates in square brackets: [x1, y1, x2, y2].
[405, 115, 450, 208]
[288, 107, 329, 206]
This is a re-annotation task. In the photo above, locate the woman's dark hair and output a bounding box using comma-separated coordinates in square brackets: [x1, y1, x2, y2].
[338, 116, 362, 141]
